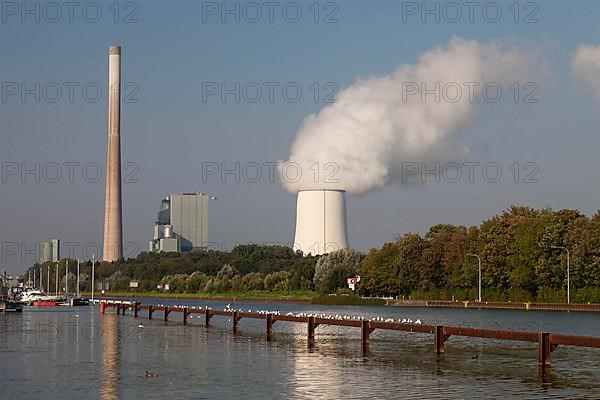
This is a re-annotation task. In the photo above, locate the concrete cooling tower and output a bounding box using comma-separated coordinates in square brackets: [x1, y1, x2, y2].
[293, 190, 349, 255]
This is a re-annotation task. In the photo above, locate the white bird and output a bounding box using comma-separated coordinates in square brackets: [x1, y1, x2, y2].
[138, 323, 144, 328]
[210, 196, 218, 200]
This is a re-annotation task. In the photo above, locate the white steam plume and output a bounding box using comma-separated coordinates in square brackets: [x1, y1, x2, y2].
[572, 44, 600, 98]
[279, 36, 533, 195]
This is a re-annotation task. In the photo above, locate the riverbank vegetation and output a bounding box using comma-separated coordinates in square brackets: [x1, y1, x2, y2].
[24, 207, 600, 303]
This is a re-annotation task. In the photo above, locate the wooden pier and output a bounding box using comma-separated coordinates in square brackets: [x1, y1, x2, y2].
[97, 300, 600, 380]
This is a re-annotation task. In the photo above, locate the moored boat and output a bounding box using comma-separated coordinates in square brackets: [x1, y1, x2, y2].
[1, 300, 23, 312]
[32, 301, 57, 307]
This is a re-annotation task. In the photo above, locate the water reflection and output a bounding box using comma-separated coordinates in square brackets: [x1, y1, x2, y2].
[100, 314, 119, 400]
[2, 304, 599, 399]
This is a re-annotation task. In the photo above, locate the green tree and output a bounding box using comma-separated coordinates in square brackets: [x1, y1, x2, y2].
[313, 248, 364, 293]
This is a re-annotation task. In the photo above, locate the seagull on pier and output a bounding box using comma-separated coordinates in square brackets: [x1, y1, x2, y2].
[138, 323, 144, 328]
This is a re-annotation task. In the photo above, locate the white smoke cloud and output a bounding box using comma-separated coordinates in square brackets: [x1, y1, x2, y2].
[572, 44, 600, 98]
[279, 36, 534, 195]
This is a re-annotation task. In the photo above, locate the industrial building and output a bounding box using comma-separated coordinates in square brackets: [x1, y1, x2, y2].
[293, 189, 349, 255]
[40, 239, 60, 263]
[149, 193, 208, 253]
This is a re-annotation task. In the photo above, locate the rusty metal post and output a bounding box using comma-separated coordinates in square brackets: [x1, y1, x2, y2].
[232, 311, 239, 334]
[100, 302, 105, 314]
[205, 310, 212, 327]
[361, 320, 371, 352]
[164, 306, 169, 322]
[148, 305, 153, 319]
[538, 332, 551, 367]
[308, 316, 315, 345]
[266, 314, 273, 341]
[435, 326, 445, 354]
[183, 307, 188, 325]
[134, 302, 139, 318]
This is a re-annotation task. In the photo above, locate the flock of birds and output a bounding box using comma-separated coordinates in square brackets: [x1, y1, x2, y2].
[224, 304, 422, 324]
[137, 303, 422, 325]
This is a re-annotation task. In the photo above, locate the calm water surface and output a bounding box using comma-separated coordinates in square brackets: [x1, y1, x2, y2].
[1, 298, 600, 399]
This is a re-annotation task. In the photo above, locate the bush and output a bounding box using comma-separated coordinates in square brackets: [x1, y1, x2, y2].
[242, 272, 264, 291]
[314, 249, 364, 293]
[574, 287, 600, 303]
[264, 271, 291, 291]
[186, 271, 209, 292]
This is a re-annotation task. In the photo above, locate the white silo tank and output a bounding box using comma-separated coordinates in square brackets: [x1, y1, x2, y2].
[293, 190, 349, 255]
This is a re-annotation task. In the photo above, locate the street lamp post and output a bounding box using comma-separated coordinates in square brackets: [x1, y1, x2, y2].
[91, 254, 95, 304]
[77, 259, 80, 298]
[551, 245, 570, 304]
[467, 253, 482, 303]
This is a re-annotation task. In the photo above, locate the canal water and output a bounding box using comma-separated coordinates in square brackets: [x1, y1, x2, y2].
[1, 298, 599, 399]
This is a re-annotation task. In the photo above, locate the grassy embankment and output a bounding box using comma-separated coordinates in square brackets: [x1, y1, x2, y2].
[82, 291, 387, 306]
[83, 290, 314, 302]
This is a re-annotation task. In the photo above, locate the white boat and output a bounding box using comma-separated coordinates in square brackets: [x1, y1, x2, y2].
[19, 290, 65, 305]
[19, 290, 45, 305]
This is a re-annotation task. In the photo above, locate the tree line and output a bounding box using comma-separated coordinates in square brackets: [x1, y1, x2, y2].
[22, 206, 600, 303]
[358, 206, 600, 302]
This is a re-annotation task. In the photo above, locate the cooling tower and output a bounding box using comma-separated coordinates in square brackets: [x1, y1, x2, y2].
[102, 45, 123, 262]
[293, 190, 349, 255]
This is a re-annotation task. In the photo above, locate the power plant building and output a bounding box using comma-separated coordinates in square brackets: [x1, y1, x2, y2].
[40, 239, 60, 263]
[149, 193, 208, 253]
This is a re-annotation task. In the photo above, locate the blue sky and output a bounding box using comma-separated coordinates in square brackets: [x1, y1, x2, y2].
[2, 0, 600, 273]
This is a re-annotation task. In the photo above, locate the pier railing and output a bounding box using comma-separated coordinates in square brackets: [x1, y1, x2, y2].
[97, 300, 600, 380]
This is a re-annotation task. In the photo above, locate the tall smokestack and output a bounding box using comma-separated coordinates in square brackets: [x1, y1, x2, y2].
[102, 45, 123, 262]
[293, 190, 348, 255]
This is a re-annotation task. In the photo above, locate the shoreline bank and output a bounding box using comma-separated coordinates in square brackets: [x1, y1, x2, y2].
[85, 292, 600, 312]
[388, 299, 600, 312]
[84, 292, 312, 304]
